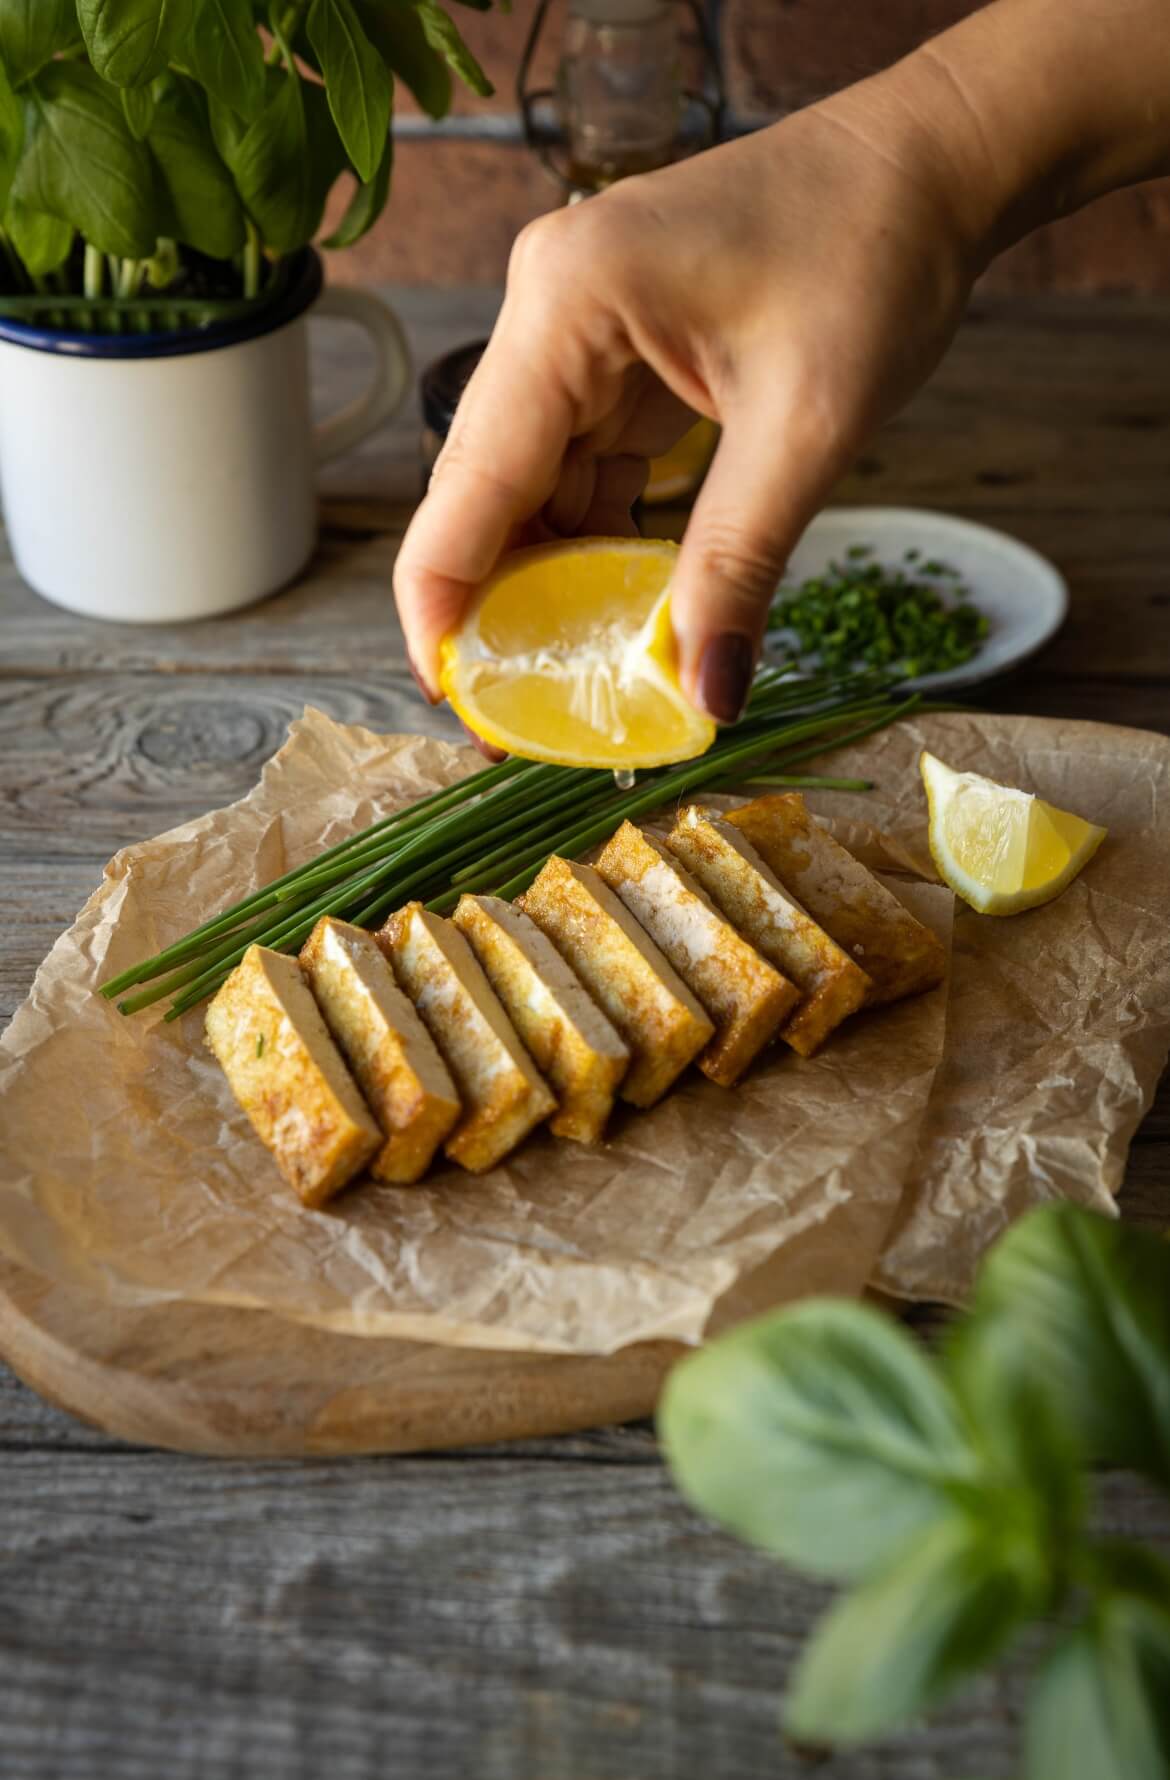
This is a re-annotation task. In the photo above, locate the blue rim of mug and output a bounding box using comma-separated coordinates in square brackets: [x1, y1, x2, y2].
[0, 248, 324, 360]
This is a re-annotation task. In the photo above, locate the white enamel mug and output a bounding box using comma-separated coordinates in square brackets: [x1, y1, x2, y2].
[0, 251, 410, 623]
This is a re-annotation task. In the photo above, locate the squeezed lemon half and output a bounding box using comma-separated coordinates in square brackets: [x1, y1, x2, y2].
[921, 750, 1106, 915]
[642, 419, 719, 506]
[438, 538, 716, 769]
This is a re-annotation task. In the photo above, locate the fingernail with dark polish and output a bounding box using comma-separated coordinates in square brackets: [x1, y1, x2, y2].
[406, 649, 439, 706]
[697, 633, 754, 724]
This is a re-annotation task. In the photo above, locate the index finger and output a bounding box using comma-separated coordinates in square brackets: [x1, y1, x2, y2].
[393, 294, 579, 698]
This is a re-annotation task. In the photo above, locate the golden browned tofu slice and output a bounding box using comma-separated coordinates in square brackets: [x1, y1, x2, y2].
[517, 856, 714, 1107]
[377, 902, 556, 1174]
[593, 821, 801, 1087]
[726, 794, 947, 1007]
[299, 917, 461, 1184]
[666, 807, 871, 1058]
[453, 894, 630, 1144]
[204, 943, 381, 1208]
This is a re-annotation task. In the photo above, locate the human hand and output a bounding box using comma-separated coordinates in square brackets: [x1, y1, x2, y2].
[395, 83, 980, 725]
[394, 0, 1170, 727]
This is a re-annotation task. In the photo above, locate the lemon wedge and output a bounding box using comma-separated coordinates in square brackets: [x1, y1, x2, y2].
[921, 750, 1106, 915]
[438, 538, 716, 769]
[643, 418, 719, 506]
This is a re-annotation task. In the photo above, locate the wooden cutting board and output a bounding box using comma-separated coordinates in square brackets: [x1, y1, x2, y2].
[0, 1210, 881, 1454]
[0, 1253, 676, 1456]
[12, 710, 1159, 1454]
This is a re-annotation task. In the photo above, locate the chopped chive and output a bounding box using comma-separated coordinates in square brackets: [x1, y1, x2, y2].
[767, 546, 988, 677]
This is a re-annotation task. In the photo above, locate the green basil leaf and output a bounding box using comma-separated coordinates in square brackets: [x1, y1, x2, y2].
[121, 82, 155, 139]
[227, 69, 344, 252]
[352, 0, 450, 120]
[212, 60, 318, 166]
[5, 195, 72, 274]
[958, 1204, 1170, 1486]
[15, 63, 159, 259]
[184, 0, 265, 121]
[411, 0, 491, 97]
[77, 0, 199, 89]
[786, 1516, 1041, 1744]
[303, 76, 349, 222]
[945, 1312, 1085, 1562]
[658, 1300, 979, 1581]
[1025, 1597, 1170, 1780]
[149, 82, 244, 257]
[0, 0, 80, 87]
[207, 88, 248, 163]
[0, 49, 22, 208]
[322, 127, 390, 248]
[308, 0, 390, 184]
[227, 68, 309, 251]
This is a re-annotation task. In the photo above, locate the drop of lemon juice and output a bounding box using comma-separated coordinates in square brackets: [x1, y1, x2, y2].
[613, 767, 636, 791]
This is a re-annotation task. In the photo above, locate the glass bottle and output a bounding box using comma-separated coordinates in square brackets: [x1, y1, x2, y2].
[557, 0, 681, 193]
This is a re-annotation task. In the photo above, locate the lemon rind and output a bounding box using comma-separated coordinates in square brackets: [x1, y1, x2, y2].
[920, 749, 1106, 916]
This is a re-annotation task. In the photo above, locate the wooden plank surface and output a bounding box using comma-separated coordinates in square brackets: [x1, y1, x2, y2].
[1, 287, 1169, 1779]
[0, 1418, 1165, 1780]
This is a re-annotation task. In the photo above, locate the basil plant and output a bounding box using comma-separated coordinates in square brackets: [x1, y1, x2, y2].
[661, 1203, 1170, 1779]
[0, 0, 495, 314]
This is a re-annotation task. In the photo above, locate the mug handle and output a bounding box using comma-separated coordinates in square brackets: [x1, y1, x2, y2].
[311, 287, 413, 466]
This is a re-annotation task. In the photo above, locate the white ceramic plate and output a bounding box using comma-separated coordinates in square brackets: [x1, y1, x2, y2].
[768, 506, 1069, 693]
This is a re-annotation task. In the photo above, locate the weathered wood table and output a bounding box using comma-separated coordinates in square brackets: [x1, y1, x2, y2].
[1, 288, 1168, 1780]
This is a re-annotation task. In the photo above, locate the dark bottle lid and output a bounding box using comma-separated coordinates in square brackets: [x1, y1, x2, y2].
[420, 340, 489, 439]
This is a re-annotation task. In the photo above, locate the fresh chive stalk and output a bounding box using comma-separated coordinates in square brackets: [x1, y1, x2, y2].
[99, 758, 524, 998]
[106, 675, 915, 1021]
[269, 761, 570, 901]
[740, 775, 873, 792]
[766, 696, 923, 768]
[155, 779, 631, 1020]
[449, 787, 635, 887]
[487, 696, 908, 901]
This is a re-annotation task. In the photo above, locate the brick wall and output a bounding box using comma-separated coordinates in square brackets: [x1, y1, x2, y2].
[332, 0, 1170, 291]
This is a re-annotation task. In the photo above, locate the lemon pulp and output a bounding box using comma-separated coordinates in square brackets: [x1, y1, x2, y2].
[438, 538, 716, 770]
[920, 750, 1106, 916]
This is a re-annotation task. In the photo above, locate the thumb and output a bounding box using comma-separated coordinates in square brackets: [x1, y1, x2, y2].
[669, 411, 838, 722]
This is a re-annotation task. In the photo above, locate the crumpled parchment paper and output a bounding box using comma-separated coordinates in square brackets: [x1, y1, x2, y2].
[797, 710, 1170, 1303]
[0, 706, 1166, 1354]
[0, 709, 949, 1355]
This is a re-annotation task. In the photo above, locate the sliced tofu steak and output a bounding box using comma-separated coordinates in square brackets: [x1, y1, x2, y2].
[666, 808, 871, 1057]
[378, 902, 556, 1173]
[726, 794, 946, 1006]
[594, 821, 800, 1086]
[205, 943, 380, 1206]
[454, 893, 629, 1143]
[517, 856, 714, 1107]
[300, 916, 460, 1183]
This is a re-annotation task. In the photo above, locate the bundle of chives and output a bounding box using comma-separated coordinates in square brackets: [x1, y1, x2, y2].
[484, 692, 919, 903]
[100, 758, 525, 999]
[104, 671, 914, 1021]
